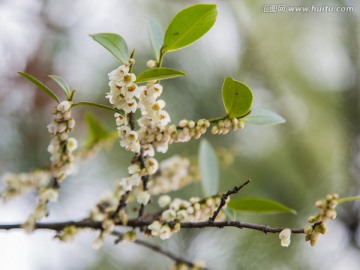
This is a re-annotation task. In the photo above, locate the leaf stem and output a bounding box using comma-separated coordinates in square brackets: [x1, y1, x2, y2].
[72, 102, 120, 113]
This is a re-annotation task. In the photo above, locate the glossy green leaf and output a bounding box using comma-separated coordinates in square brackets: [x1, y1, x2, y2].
[228, 197, 297, 215]
[199, 139, 219, 196]
[222, 77, 253, 118]
[83, 112, 112, 149]
[18, 72, 59, 103]
[338, 196, 360, 204]
[163, 4, 218, 52]
[243, 107, 286, 125]
[136, 68, 187, 83]
[49, 75, 71, 98]
[146, 17, 164, 61]
[90, 33, 129, 64]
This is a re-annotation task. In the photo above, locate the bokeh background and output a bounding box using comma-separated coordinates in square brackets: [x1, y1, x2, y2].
[1, 0, 360, 269]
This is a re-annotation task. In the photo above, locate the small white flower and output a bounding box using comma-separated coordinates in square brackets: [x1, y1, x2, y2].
[161, 209, 177, 221]
[47, 121, 57, 135]
[123, 99, 137, 113]
[128, 164, 141, 174]
[159, 225, 172, 240]
[67, 119, 76, 129]
[148, 221, 162, 236]
[177, 210, 188, 221]
[130, 172, 142, 186]
[142, 144, 155, 157]
[146, 60, 156, 68]
[57, 101, 72, 113]
[124, 83, 140, 99]
[279, 228, 291, 247]
[146, 158, 159, 175]
[147, 83, 163, 98]
[158, 195, 172, 208]
[67, 138, 78, 152]
[136, 191, 151, 205]
[118, 126, 130, 139]
[115, 113, 127, 126]
[119, 177, 133, 192]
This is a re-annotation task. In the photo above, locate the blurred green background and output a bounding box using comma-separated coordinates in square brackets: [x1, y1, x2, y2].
[0, 0, 359, 269]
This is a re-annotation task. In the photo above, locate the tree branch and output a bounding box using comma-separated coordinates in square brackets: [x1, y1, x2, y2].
[0, 219, 305, 234]
[209, 179, 251, 222]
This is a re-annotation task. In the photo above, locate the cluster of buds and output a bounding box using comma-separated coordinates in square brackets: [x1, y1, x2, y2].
[211, 118, 244, 135]
[47, 100, 77, 181]
[149, 155, 194, 195]
[147, 220, 181, 240]
[147, 195, 226, 240]
[175, 119, 210, 142]
[0, 170, 51, 202]
[159, 196, 226, 223]
[304, 193, 339, 246]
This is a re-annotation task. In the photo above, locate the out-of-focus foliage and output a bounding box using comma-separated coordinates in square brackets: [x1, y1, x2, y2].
[1, 0, 360, 269]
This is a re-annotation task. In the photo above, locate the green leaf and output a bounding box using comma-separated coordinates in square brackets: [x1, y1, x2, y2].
[228, 197, 297, 215]
[49, 75, 71, 98]
[224, 208, 237, 220]
[163, 4, 218, 52]
[199, 139, 219, 196]
[146, 17, 164, 61]
[222, 77, 253, 118]
[90, 33, 129, 64]
[136, 67, 187, 83]
[18, 72, 59, 103]
[243, 107, 286, 126]
[83, 112, 112, 149]
[338, 196, 360, 204]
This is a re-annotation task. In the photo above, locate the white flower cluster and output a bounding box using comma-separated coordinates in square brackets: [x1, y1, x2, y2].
[176, 119, 210, 142]
[137, 81, 171, 153]
[211, 118, 245, 135]
[47, 100, 77, 181]
[107, 60, 141, 154]
[148, 195, 226, 240]
[148, 155, 194, 195]
[0, 170, 51, 202]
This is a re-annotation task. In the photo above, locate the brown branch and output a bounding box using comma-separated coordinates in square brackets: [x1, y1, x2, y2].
[112, 191, 130, 219]
[111, 231, 208, 270]
[137, 147, 150, 224]
[209, 179, 251, 222]
[0, 219, 305, 234]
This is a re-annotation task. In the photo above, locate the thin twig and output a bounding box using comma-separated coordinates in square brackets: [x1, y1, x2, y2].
[112, 191, 130, 219]
[209, 179, 251, 222]
[111, 231, 208, 269]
